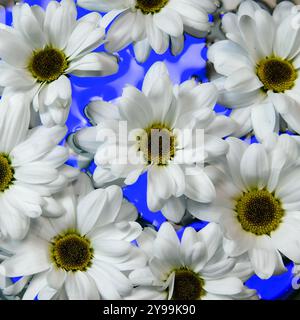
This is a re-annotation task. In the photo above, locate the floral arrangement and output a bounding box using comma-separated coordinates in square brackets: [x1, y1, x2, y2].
[0, 0, 299, 300]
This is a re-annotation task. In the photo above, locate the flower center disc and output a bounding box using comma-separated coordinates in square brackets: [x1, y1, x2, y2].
[256, 57, 297, 92]
[171, 269, 205, 300]
[136, 0, 169, 14]
[28, 47, 68, 83]
[236, 189, 284, 235]
[139, 124, 176, 165]
[50, 232, 93, 272]
[0, 153, 14, 192]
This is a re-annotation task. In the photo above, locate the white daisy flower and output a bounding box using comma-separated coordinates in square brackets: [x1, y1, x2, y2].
[77, 0, 217, 62]
[208, 1, 300, 140]
[75, 62, 236, 223]
[0, 0, 118, 127]
[0, 94, 78, 240]
[188, 134, 300, 279]
[0, 175, 146, 300]
[126, 222, 257, 300]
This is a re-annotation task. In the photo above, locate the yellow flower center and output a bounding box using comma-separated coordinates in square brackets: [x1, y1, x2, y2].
[50, 231, 94, 272]
[256, 57, 297, 93]
[138, 123, 176, 166]
[28, 47, 68, 83]
[0, 153, 14, 192]
[171, 268, 205, 300]
[136, 0, 169, 14]
[235, 189, 284, 235]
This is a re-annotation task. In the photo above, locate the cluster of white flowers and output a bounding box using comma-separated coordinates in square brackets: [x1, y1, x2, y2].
[0, 0, 299, 300]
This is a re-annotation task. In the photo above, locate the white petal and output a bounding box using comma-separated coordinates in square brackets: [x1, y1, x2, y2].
[208, 40, 252, 76]
[126, 287, 167, 300]
[47, 267, 66, 290]
[254, 9, 274, 57]
[251, 103, 277, 141]
[65, 272, 99, 300]
[225, 68, 263, 93]
[87, 261, 125, 299]
[118, 85, 153, 127]
[145, 14, 169, 54]
[77, 188, 107, 234]
[153, 224, 181, 267]
[67, 52, 118, 77]
[142, 61, 173, 121]
[248, 236, 284, 279]
[161, 196, 186, 223]
[77, 0, 127, 12]
[268, 91, 290, 114]
[226, 138, 247, 190]
[238, 14, 263, 60]
[1, 238, 50, 277]
[274, 14, 300, 59]
[105, 11, 135, 52]
[170, 34, 184, 56]
[18, 3, 46, 49]
[14, 163, 58, 184]
[46, 0, 77, 50]
[147, 166, 175, 200]
[0, 29, 31, 66]
[205, 115, 237, 138]
[0, 94, 30, 153]
[273, 1, 294, 24]
[146, 169, 167, 212]
[0, 196, 31, 240]
[230, 107, 252, 137]
[204, 278, 244, 295]
[271, 220, 300, 263]
[133, 39, 151, 63]
[153, 8, 183, 37]
[44, 75, 71, 106]
[22, 271, 48, 300]
[240, 143, 270, 190]
[86, 99, 119, 123]
[278, 92, 300, 134]
[91, 221, 141, 242]
[185, 167, 216, 203]
[198, 223, 222, 261]
[129, 267, 158, 286]
[65, 22, 105, 59]
[0, 62, 36, 88]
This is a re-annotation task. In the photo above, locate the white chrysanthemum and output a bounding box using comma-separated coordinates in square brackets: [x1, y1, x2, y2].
[188, 134, 300, 279]
[0, 0, 118, 127]
[75, 62, 236, 223]
[208, 1, 300, 140]
[77, 0, 217, 62]
[0, 174, 146, 300]
[0, 94, 78, 240]
[126, 222, 257, 300]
